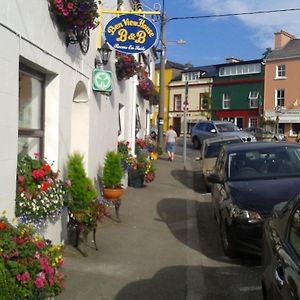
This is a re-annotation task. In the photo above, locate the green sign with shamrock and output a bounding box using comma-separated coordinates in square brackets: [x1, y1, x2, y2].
[92, 69, 112, 92]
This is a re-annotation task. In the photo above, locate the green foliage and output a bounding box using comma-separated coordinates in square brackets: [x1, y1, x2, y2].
[0, 261, 15, 300]
[0, 216, 64, 299]
[102, 151, 123, 188]
[66, 152, 98, 213]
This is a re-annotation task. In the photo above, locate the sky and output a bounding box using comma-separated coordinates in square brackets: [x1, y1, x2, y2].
[141, 0, 300, 67]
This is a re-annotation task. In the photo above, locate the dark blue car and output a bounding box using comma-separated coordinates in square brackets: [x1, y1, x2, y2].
[262, 194, 300, 299]
[207, 142, 300, 258]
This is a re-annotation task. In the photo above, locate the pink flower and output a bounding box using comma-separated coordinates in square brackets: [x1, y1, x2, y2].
[45, 265, 54, 274]
[32, 169, 45, 179]
[35, 277, 44, 289]
[62, 9, 69, 16]
[55, 0, 62, 3]
[35, 240, 44, 248]
[16, 272, 31, 282]
[35, 251, 40, 259]
[58, 259, 64, 266]
[67, 2, 74, 9]
[18, 175, 24, 184]
[25, 193, 32, 200]
[47, 178, 54, 184]
[34, 153, 40, 159]
[65, 179, 71, 186]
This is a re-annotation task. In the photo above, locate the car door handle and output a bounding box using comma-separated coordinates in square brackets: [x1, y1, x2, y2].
[275, 266, 285, 288]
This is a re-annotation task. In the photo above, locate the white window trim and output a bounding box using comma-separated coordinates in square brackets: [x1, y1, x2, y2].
[275, 64, 286, 80]
[222, 93, 231, 109]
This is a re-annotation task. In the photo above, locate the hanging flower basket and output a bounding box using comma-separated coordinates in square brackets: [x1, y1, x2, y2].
[115, 52, 140, 81]
[48, 0, 99, 31]
[137, 77, 156, 100]
[48, 0, 99, 53]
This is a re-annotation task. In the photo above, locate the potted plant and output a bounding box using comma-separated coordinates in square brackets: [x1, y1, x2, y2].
[65, 152, 98, 227]
[102, 151, 124, 200]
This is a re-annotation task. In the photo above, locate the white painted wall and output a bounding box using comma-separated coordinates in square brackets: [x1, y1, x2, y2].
[0, 0, 156, 243]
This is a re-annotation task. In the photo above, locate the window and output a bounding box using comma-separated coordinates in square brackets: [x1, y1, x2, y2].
[249, 91, 259, 108]
[174, 94, 181, 111]
[276, 65, 286, 78]
[200, 93, 209, 110]
[291, 123, 300, 136]
[249, 118, 258, 128]
[222, 93, 231, 109]
[18, 64, 45, 156]
[135, 105, 141, 135]
[219, 63, 261, 77]
[276, 89, 285, 107]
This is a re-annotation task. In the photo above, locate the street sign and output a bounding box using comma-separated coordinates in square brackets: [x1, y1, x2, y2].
[92, 69, 112, 92]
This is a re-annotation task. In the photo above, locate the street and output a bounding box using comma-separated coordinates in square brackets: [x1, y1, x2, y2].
[176, 136, 263, 300]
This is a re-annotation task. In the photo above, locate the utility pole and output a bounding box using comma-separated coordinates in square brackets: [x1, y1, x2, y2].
[158, 0, 166, 149]
[183, 80, 188, 170]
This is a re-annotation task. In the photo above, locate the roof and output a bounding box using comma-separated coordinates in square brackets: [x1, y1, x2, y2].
[266, 39, 300, 61]
[155, 60, 186, 70]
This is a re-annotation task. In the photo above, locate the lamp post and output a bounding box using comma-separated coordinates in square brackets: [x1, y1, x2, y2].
[158, 0, 166, 149]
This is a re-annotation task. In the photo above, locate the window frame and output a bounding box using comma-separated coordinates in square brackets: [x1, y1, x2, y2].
[249, 91, 259, 108]
[222, 93, 231, 109]
[276, 89, 285, 107]
[174, 94, 182, 111]
[18, 63, 45, 156]
[200, 93, 209, 110]
[276, 64, 286, 79]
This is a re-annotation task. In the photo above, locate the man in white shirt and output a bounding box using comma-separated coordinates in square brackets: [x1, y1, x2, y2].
[165, 125, 178, 161]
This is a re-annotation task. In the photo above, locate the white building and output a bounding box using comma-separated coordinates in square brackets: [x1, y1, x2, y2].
[0, 0, 157, 243]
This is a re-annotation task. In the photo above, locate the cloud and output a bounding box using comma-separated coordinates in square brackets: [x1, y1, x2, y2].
[191, 0, 300, 50]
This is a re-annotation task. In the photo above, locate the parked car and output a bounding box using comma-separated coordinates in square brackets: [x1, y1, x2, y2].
[191, 120, 256, 149]
[243, 127, 287, 142]
[207, 142, 300, 258]
[199, 136, 242, 191]
[261, 194, 300, 300]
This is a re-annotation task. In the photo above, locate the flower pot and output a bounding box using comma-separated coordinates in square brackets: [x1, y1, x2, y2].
[128, 169, 144, 188]
[103, 188, 124, 200]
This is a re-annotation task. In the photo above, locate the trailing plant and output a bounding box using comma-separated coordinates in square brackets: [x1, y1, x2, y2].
[15, 154, 69, 222]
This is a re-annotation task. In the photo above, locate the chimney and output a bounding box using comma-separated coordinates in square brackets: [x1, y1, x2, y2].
[225, 57, 242, 63]
[274, 30, 295, 49]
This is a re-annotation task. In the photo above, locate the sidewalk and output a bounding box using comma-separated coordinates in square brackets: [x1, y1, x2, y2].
[56, 153, 204, 300]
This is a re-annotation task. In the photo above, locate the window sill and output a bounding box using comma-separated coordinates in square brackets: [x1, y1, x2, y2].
[274, 77, 286, 80]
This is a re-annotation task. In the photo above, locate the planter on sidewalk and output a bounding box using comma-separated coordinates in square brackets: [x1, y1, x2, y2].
[128, 169, 144, 188]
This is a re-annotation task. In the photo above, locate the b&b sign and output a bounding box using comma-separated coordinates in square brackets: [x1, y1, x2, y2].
[104, 14, 158, 54]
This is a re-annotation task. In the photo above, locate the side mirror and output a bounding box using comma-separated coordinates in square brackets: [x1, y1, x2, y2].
[206, 172, 223, 184]
[195, 157, 201, 161]
[210, 129, 217, 133]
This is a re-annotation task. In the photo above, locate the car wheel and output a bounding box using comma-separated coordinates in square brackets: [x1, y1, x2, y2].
[192, 138, 201, 149]
[220, 220, 236, 258]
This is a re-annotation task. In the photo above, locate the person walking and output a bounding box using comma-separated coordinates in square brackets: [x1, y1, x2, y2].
[165, 125, 178, 161]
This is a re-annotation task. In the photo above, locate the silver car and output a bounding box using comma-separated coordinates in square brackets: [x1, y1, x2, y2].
[191, 120, 256, 149]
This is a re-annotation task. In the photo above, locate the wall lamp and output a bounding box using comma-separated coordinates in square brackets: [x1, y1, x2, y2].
[95, 41, 112, 67]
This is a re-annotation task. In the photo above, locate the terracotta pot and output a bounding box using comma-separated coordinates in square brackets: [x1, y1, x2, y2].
[103, 188, 124, 200]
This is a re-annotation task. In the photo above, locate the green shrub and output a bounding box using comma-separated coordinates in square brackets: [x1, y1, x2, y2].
[66, 152, 98, 213]
[102, 151, 123, 188]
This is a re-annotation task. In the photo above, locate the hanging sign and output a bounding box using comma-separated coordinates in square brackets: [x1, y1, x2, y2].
[104, 14, 158, 54]
[92, 69, 112, 92]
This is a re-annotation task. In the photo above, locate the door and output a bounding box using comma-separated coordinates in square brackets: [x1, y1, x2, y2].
[173, 117, 181, 136]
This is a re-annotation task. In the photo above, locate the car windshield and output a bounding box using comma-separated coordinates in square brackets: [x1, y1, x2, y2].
[216, 123, 239, 133]
[205, 140, 241, 158]
[228, 147, 300, 180]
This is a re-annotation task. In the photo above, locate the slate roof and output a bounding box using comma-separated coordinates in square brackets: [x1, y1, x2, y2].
[266, 39, 300, 61]
[155, 60, 186, 70]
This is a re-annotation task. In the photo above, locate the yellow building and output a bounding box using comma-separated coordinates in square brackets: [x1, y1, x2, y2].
[153, 61, 186, 131]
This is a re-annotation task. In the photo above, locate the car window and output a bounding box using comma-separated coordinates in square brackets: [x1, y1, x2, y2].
[216, 123, 239, 133]
[289, 208, 300, 257]
[195, 123, 208, 131]
[215, 148, 226, 178]
[205, 140, 241, 158]
[228, 148, 300, 180]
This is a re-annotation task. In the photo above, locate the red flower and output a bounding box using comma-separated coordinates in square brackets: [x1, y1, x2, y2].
[0, 223, 7, 229]
[35, 240, 44, 248]
[41, 182, 50, 192]
[42, 164, 51, 172]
